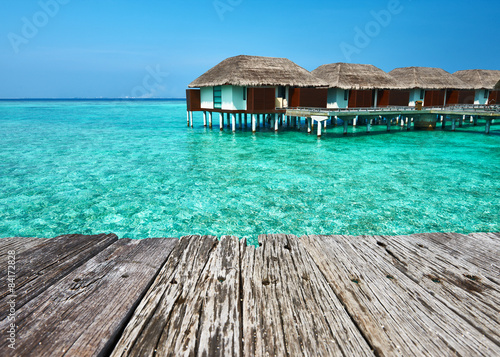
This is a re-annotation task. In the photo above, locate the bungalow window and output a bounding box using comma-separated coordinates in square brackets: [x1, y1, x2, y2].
[420, 90, 425, 100]
[213, 86, 222, 109]
[484, 90, 489, 99]
[344, 90, 348, 101]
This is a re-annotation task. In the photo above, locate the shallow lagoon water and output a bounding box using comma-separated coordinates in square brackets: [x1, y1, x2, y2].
[0, 100, 498, 246]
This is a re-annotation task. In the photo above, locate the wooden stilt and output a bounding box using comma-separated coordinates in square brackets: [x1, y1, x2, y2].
[307, 117, 311, 133]
[238, 113, 242, 129]
[460, 115, 464, 127]
[387, 117, 391, 131]
[232, 113, 236, 132]
[367, 119, 371, 133]
[252, 114, 256, 133]
[219, 113, 223, 131]
[485, 119, 491, 134]
[209, 112, 213, 129]
[343, 119, 348, 135]
[274, 114, 279, 132]
[451, 118, 456, 131]
[317, 119, 322, 137]
[203, 111, 207, 127]
[353, 115, 358, 127]
[473, 116, 477, 126]
[244, 114, 248, 128]
[442, 116, 446, 130]
[190, 111, 193, 128]
[187, 111, 190, 127]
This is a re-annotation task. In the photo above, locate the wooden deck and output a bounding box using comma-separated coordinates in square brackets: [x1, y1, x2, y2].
[1, 232, 499, 356]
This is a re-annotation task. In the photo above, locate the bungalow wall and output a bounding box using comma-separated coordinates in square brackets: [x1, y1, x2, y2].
[377, 90, 410, 107]
[445, 90, 475, 105]
[326, 88, 349, 109]
[424, 90, 446, 107]
[247, 87, 276, 112]
[489, 90, 500, 105]
[200, 87, 214, 109]
[348, 90, 373, 108]
[221, 86, 247, 110]
[186, 89, 201, 111]
[289, 88, 327, 108]
[475, 89, 490, 105]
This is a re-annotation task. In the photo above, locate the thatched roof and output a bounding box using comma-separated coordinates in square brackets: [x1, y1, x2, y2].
[312, 63, 403, 90]
[389, 67, 468, 90]
[495, 80, 500, 91]
[188, 55, 327, 88]
[453, 69, 500, 90]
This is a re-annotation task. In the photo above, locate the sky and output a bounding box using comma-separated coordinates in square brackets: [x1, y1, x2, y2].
[0, 0, 499, 98]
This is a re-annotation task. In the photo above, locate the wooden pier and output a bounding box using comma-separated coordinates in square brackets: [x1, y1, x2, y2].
[189, 105, 500, 137]
[1, 232, 499, 356]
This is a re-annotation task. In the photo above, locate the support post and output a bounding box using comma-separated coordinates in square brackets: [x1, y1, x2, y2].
[244, 114, 248, 128]
[460, 115, 464, 127]
[343, 119, 348, 135]
[367, 119, 371, 133]
[451, 117, 456, 131]
[232, 113, 236, 132]
[387, 117, 391, 131]
[187, 111, 190, 127]
[274, 114, 279, 131]
[219, 112, 223, 131]
[353, 115, 358, 127]
[297, 117, 301, 129]
[203, 111, 207, 127]
[485, 119, 491, 134]
[307, 117, 311, 133]
[252, 114, 256, 133]
[209, 112, 213, 129]
[190, 111, 193, 128]
[473, 116, 477, 126]
[317, 119, 322, 137]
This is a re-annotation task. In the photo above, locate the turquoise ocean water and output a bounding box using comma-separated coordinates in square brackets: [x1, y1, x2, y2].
[0, 100, 498, 246]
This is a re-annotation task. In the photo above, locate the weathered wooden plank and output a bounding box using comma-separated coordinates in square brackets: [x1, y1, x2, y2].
[300, 234, 500, 356]
[0, 233, 117, 318]
[241, 234, 374, 357]
[0, 237, 177, 357]
[111, 235, 224, 357]
[373, 233, 500, 347]
[411, 232, 500, 278]
[0, 237, 48, 256]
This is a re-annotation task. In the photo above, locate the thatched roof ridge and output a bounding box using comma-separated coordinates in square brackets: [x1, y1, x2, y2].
[312, 63, 403, 90]
[453, 69, 500, 90]
[389, 67, 468, 90]
[188, 55, 327, 88]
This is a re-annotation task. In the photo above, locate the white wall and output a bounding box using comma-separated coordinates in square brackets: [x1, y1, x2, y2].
[327, 88, 349, 108]
[409, 89, 424, 106]
[221, 85, 247, 110]
[200, 87, 213, 109]
[474, 89, 489, 105]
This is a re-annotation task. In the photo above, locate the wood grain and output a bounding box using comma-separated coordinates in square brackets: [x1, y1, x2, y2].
[0, 237, 177, 356]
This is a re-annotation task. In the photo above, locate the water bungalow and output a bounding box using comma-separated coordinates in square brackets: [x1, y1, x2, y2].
[453, 69, 500, 105]
[186, 55, 327, 132]
[388, 67, 469, 107]
[311, 63, 404, 108]
[186, 56, 500, 135]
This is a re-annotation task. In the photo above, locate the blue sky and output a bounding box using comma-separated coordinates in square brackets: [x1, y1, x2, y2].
[0, 0, 499, 98]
